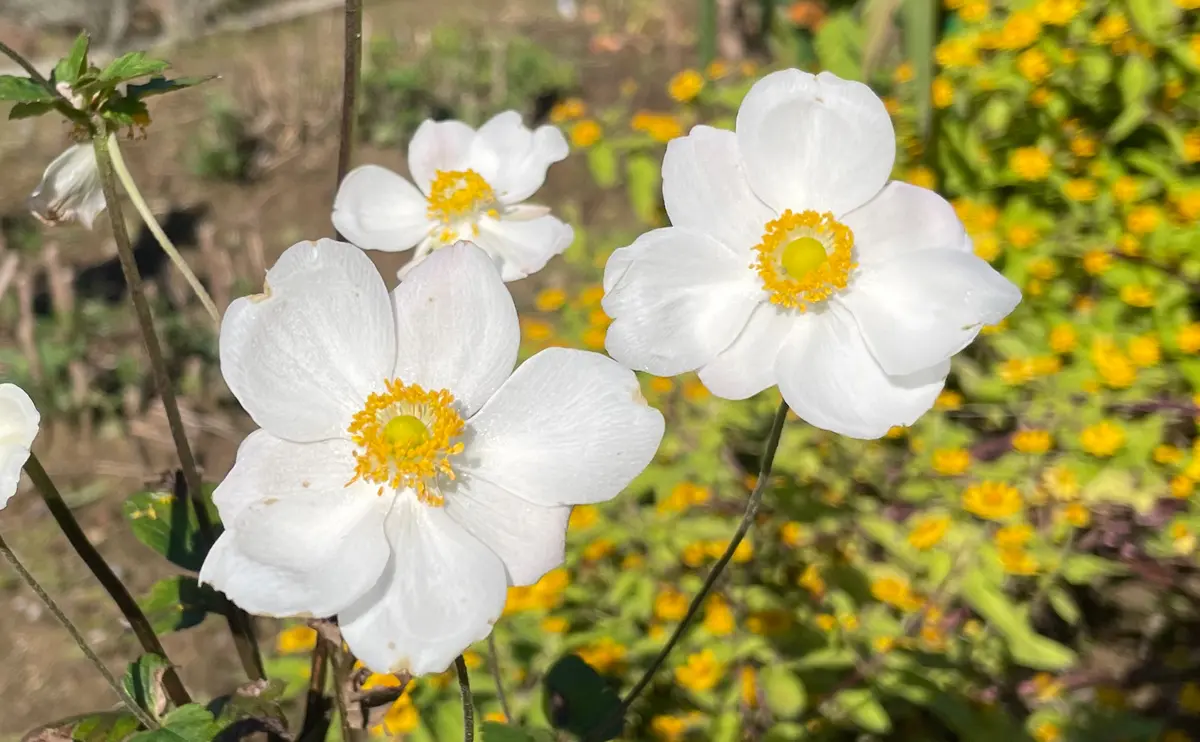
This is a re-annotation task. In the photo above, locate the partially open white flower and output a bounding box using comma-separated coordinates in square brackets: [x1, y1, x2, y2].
[333, 111, 573, 282]
[200, 239, 663, 675]
[29, 143, 107, 229]
[602, 70, 1021, 439]
[0, 383, 40, 509]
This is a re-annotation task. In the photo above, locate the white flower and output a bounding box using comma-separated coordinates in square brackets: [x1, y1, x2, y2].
[0, 383, 40, 509]
[199, 239, 663, 675]
[333, 111, 573, 282]
[28, 143, 107, 229]
[602, 70, 1021, 439]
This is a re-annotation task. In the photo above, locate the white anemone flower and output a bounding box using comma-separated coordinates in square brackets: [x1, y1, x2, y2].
[0, 383, 40, 509]
[332, 111, 573, 282]
[200, 239, 663, 675]
[28, 143, 107, 229]
[602, 70, 1022, 439]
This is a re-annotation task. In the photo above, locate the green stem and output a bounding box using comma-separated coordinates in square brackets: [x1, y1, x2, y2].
[107, 137, 219, 324]
[23, 453, 191, 707]
[0, 530, 160, 730]
[588, 399, 790, 740]
[455, 655, 475, 742]
[487, 632, 513, 722]
[90, 130, 265, 683]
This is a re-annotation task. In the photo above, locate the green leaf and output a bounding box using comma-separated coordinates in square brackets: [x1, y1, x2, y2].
[139, 576, 221, 634]
[123, 654, 173, 719]
[1060, 554, 1128, 585]
[0, 75, 57, 103]
[1126, 0, 1169, 43]
[1047, 586, 1081, 625]
[1118, 56, 1156, 107]
[99, 52, 170, 84]
[626, 154, 661, 226]
[56, 32, 91, 87]
[542, 654, 623, 741]
[586, 142, 618, 188]
[127, 704, 221, 742]
[208, 679, 288, 732]
[122, 487, 219, 572]
[127, 76, 216, 101]
[814, 10, 866, 81]
[761, 666, 807, 717]
[71, 711, 142, 742]
[960, 570, 1077, 670]
[480, 722, 555, 742]
[1106, 101, 1150, 143]
[833, 688, 891, 733]
[8, 101, 56, 120]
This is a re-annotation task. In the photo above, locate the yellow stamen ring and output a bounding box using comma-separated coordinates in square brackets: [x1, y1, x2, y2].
[426, 169, 500, 244]
[751, 209, 856, 311]
[346, 379, 465, 506]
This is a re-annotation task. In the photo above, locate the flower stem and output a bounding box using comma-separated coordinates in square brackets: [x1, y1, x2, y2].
[487, 632, 513, 722]
[334, 0, 364, 228]
[106, 137, 220, 325]
[0, 39, 54, 90]
[587, 399, 790, 741]
[0, 530, 160, 730]
[90, 130, 265, 683]
[455, 655, 475, 742]
[299, 641, 332, 742]
[23, 452, 191, 707]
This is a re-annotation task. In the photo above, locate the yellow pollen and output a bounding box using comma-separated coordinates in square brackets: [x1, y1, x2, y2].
[346, 379, 466, 507]
[426, 169, 499, 243]
[752, 210, 856, 311]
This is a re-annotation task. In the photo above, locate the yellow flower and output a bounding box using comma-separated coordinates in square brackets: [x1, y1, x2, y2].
[1178, 323, 1200, 353]
[1010, 148, 1051, 180]
[1013, 429, 1052, 454]
[570, 119, 603, 148]
[1080, 421, 1126, 457]
[963, 481, 1023, 520]
[1029, 87, 1051, 107]
[1028, 257, 1057, 280]
[1155, 445, 1184, 465]
[549, 97, 586, 123]
[650, 715, 688, 742]
[995, 523, 1033, 548]
[1170, 475, 1194, 499]
[521, 317, 554, 342]
[373, 692, 419, 736]
[780, 521, 807, 547]
[1042, 466, 1078, 500]
[1128, 335, 1160, 367]
[894, 62, 915, 83]
[682, 541, 708, 567]
[873, 635, 897, 653]
[631, 111, 684, 142]
[1031, 672, 1062, 702]
[999, 546, 1039, 575]
[1007, 224, 1039, 249]
[1064, 178, 1097, 201]
[935, 390, 963, 410]
[1091, 12, 1129, 43]
[1069, 133, 1097, 159]
[839, 614, 860, 631]
[675, 649, 722, 692]
[815, 613, 838, 631]
[935, 37, 979, 68]
[908, 513, 951, 550]
[1035, 0, 1081, 24]
[1082, 249, 1112, 275]
[483, 711, 508, 724]
[1017, 49, 1051, 82]
[871, 575, 916, 608]
[682, 377, 710, 402]
[668, 69, 705, 102]
[1174, 190, 1200, 223]
[740, 667, 758, 708]
[581, 327, 607, 349]
[1172, 522, 1196, 555]
[1126, 204, 1161, 235]
[932, 76, 955, 108]
[648, 376, 675, 395]
[906, 166, 937, 190]
[1119, 284, 1155, 307]
[798, 564, 826, 595]
[959, 0, 989, 22]
[1000, 357, 1036, 385]
[275, 625, 317, 654]
[1113, 175, 1140, 202]
[655, 587, 689, 622]
[703, 595, 736, 635]
[569, 504, 600, 531]
[1186, 129, 1200, 163]
[931, 447, 971, 476]
[541, 616, 569, 633]
[746, 609, 792, 636]
[582, 537, 615, 561]
[534, 287, 567, 312]
[1062, 501, 1090, 527]
[973, 233, 1001, 261]
[706, 60, 730, 79]
[577, 637, 627, 673]
[1048, 324, 1076, 354]
[998, 11, 1041, 49]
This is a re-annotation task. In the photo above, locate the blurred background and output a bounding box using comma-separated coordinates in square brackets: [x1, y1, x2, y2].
[0, 0, 1198, 740]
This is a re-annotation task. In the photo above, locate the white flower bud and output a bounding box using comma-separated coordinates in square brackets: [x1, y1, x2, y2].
[28, 143, 107, 230]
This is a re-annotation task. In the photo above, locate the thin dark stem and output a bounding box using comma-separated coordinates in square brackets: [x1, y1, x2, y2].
[587, 399, 790, 740]
[90, 131, 264, 683]
[24, 453, 191, 707]
[329, 642, 360, 742]
[298, 641, 332, 741]
[455, 655, 475, 742]
[333, 0, 363, 238]
[0, 531, 159, 730]
[0, 39, 55, 89]
[487, 633, 513, 722]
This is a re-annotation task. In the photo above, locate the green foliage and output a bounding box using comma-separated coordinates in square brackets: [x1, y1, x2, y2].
[122, 487, 219, 572]
[188, 96, 258, 182]
[126, 705, 221, 742]
[138, 576, 222, 634]
[542, 654, 623, 741]
[123, 654, 173, 720]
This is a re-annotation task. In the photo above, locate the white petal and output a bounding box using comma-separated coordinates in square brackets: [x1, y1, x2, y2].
[220, 239, 396, 442]
[461, 347, 664, 507]
[602, 228, 762, 376]
[333, 165, 434, 253]
[445, 477, 570, 586]
[28, 143, 107, 230]
[408, 119, 476, 194]
[775, 306, 948, 439]
[697, 302, 794, 399]
[339, 497, 508, 676]
[841, 249, 1022, 376]
[467, 111, 569, 204]
[473, 213, 574, 281]
[0, 383, 39, 508]
[199, 436, 390, 618]
[662, 125, 774, 254]
[735, 70, 895, 216]
[392, 242, 518, 417]
[843, 182, 968, 266]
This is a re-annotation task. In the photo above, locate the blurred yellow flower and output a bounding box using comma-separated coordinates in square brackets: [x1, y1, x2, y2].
[1172, 523, 1196, 555]
[648, 376, 675, 394]
[535, 287, 567, 313]
[1062, 501, 1090, 528]
[931, 447, 971, 476]
[1174, 190, 1200, 222]
[815, 613, 838, 631]
[549, 97, 586, 123]
[521, 317, 554, 342]
[935, 37, 980, 68]
[1091, 12, 1130, 43]
[1082, 249, 1112, 275]
[668, 69, 705, 103]
[541, 616, 569, 633]
[963, 481, 1023, 520]
[1126, 204, 1161, 234]
[581, 327, 607, 349]
[959, 0, 989, 22]
[998, 11, 1041, 49]
[1119, 284, 1155, 308]
[1029, 87, 1051, 107]
[871, 575, 917, 608]
[973, 233, 1001, 261]
[682, 541, 707, 567]
[1000, 357, 1036, 385]
[682, 378, 710, 402]
[1028, 258, 1057, 281]
[650, 715, 688, 742]
[1013, 429, 1052, 454]
[1179, 682, 1200, 713]
[1064, 178, 1097, 201]
[706, 60, 730, 79]
[1031, 672, 1063, 702]
[999, 546, 1039, 575]
[906, 166, 937, 190]
[935, 390, 964, 410]
[655, 587, 689, 622]
[1128, 335, 1160, 367]
[740, 667, 758, 707]
[746, 609, 792, 635]
[577, 284, 604, 307]
[932, 76, 955, 108]
[703, 595, 736, 635]
[578, 637, 627, 673]
[1069, 133, 1097, 158]
[894, 62, 915, 83]
[995, 523, 1033, 548]
[1017, 49, 1051, 82]
[1187, 130, 1200, 163]
[1113, 175, 1139, 202]
[373, 692, 419, 736]
[675, 649, 722, 692]
[569, 119, 603, 148]
[1049, 324, 1077, 353]
[908, 513, 950, 550]
[780, 521, 807, 547]
[483, 711, 508, 724]
[1080, 421, 1126, 457]
[582, 537, 615, 561]
[1010, 148, 1051, 180]
[798, 564, 826, 595]
[1042, 465, 1078, 500]
[1178, 323, 1200, 353]
[1034, 0, 1081, 24]
[1170, 475, 1194, 499]
[569, 504, 599, 531]
[275, 625, 317, 654]
[632, 111, 683, 142]
[1155, 445, 1184, 465]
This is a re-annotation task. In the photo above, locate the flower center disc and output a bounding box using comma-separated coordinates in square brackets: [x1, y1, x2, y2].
[426, 169, 499, 243]
[752, 209, 857, 311]
[346, 380, 465, 506]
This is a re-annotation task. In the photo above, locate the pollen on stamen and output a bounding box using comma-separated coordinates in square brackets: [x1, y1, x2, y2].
[426, 169, 500, 243]
[345, 379, 466, 506]
[751, 209, 856, 311]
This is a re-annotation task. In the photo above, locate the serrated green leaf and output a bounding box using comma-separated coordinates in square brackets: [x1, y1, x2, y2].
[123, 488, 219, 572]
[123, 654, 173, 720]
[56, 33, 91, 87]
[127, 76, 216, 101]
[761, 666, 807, 717]
[127, 704, 220, 742]
[542, 654, 623, 741]
[71, 711, 141, 742]
[0, 75, 56, 103]
[139, 576, 221, 634]
[99, 53, 170, 85]
[834, 688, 891, 733]
[480, 722, 555, 742]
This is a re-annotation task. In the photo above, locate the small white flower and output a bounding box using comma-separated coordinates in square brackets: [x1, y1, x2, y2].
[602, 69, 1022, 439]
[333, 111, 573, 282]
[200, 239, 663, 675]
[0, 383, 40, 509]
[28, 142, 107, 230]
